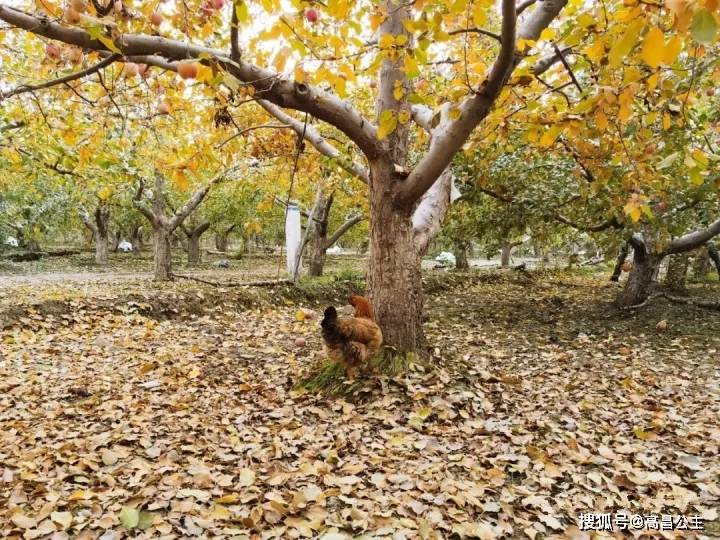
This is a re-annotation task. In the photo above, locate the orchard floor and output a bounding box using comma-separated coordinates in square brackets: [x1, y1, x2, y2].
[1, 269, 719, 540]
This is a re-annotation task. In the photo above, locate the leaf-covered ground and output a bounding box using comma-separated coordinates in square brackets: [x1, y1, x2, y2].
[1, 271, 719, 539]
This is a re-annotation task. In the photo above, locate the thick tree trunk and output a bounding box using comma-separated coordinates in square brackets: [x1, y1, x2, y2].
[215, 233, 228, 252]
[95, 230, 109, 265]
[708, 244, 720, 278]
[500, 242, 514, 268]
[111, 230, 121, 253]
[691, 247, 710, 278]
[664, 253, 690, 292]
[610, 242, 630, 282]
[617, 253, 661, 307]
[153, 227, 172, 280]
[131, 225, 143, 253]
[368, 163, 424, 353]
[308, 232, 328, 277]
[188, 233, 202, 264]
[454, 241, 469, 270]
[26, 238, 41, 253]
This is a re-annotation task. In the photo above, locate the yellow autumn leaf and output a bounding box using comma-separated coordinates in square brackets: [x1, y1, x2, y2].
[216, 494, 240, 504]
[691, 149, 708, 168]
[662, 112, 672, 130]
[403, 55, 419, 78]
[608, 19, 643, 68]
[624, 202, 642, 222]
[585, 40, 606, 62]
[472, 4, 486, 26]
[539, 28, 556, 41]
[97, 186, 113, 201]
[210, 504, 231, 520]
[595, 109, 609, 131]
[538, 125, 562, 147]
[377, 110, 397, 140]
[97, 35, 121, 54]
[662, 36, 682, 64]
[294, 66, 306, 84]
[378, 33, 395, 49]
[68, 489, 93, 501]
[647, 72, 659, 91]
[641, 27, 665, 68]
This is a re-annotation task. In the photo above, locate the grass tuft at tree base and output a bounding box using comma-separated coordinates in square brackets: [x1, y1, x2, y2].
[295, 348, 425, 397]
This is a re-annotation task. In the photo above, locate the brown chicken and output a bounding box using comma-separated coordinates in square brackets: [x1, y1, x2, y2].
[321, 296, 383, 378]
[349, 294, 375, 320]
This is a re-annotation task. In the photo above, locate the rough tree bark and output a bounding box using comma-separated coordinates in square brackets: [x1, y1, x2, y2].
[664, 253, 690, 292]
[617, 237, 662, 307]
[111, 229, 121, 253]
[454, 241, 470, 270]
[79, 203, 110, 265]
[610, 242, 630, 282]
[306, 193, 363, 277]
[708, 244, 720, 278]
[133, 167, 238, 280]
[500, 241, 522, 268]
[131, 225, 143, 253]
[618, 219, 720, 307]
[214, 225, 236, 252]
[691, 247, 710, 278]
[182, 220, 211, 264]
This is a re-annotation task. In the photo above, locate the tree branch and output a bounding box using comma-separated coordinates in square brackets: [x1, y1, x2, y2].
[447, 27, 501, 42]
[394, 0, 568, 207]
[0, 121, 26, 132]
[556, 214, 622, 232]
[132, 180, 157, 225]
[1, 53, 122, 101]
[273, 195, 310, 218]
[0, 6, 381, 159]
[258, 100, 370, 183]
[167, 166, 241, 232]
[78, 205, 97, 234]
[666, 218, 720, 255]
[325, 214, 364, 249]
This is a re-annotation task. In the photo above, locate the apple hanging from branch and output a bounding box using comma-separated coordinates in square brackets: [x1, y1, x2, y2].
[305, 8, 318, 23]
[178, 62, 199, 79]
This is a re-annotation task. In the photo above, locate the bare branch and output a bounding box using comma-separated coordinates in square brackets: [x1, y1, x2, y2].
[216, 123, 292, 149]
[556, 214, 622, 232]
[447, 27, 501, 42]
[167, 165, 241, 231]
[326, 214, 364, 249]
[552, 42, 582, 92]
[666, 218, 720, 255]
[1, 54, 122, 101]
[258, 100, 370, 183]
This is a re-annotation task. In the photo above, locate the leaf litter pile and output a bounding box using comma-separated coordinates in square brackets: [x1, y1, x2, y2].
[1, 272, 719, 539]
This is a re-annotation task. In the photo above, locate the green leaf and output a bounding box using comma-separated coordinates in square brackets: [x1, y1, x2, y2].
[137, 511, 154, 530]
[691, 10, 718, 44]
[119, 507, 139, 529]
